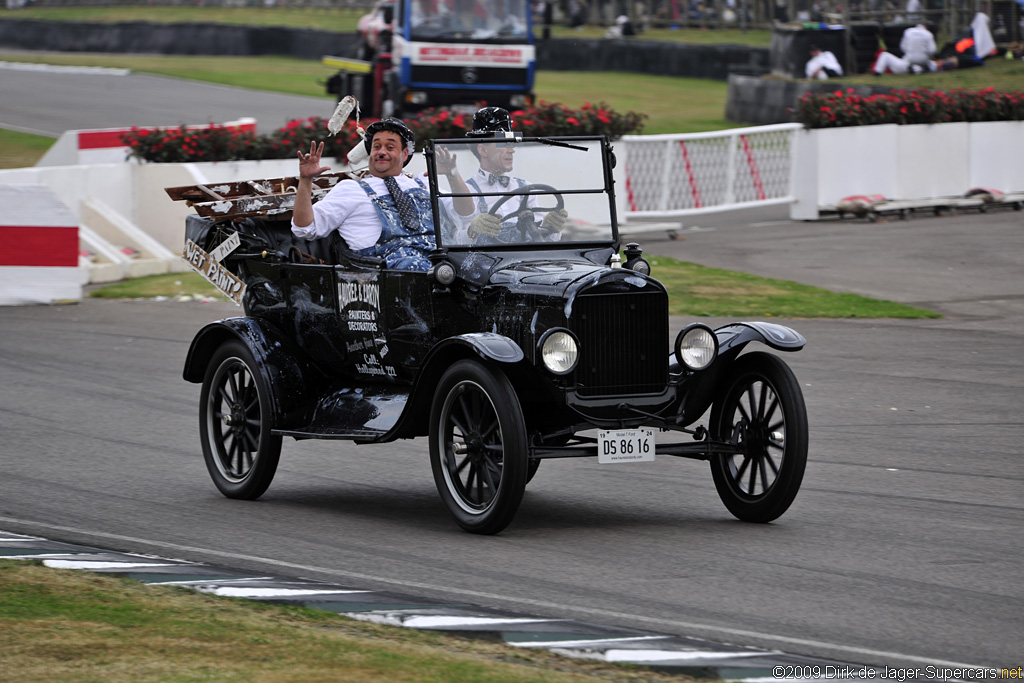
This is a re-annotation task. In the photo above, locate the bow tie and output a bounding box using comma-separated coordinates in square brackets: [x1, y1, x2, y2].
[488, 173, 511, 187]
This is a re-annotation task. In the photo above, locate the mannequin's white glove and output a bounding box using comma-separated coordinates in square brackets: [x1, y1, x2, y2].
[468, 213, 502, 238]
[541, 208, 568, 232]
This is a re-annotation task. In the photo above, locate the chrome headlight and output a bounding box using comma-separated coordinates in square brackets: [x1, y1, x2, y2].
[674, 323, 718, 371]
[540, 330, 578, 375]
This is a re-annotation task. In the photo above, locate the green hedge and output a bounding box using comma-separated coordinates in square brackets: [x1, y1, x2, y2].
[121, 101, 647, 164]
[796, 87, 1024, 128]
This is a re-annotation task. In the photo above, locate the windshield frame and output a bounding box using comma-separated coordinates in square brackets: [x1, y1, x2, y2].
[425, 135, 620, 253]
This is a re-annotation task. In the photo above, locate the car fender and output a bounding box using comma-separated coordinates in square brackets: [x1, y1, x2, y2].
[672, 323, 804, 426]
[393, 333, 525, 439]
[714, 322, 806, 354]
[182, 317, 316, 427]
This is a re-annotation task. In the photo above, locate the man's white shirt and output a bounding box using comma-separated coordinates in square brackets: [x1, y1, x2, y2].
[291, 174, 422, 250]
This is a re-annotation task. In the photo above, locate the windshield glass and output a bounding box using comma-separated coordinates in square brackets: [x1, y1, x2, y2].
[408, 0, 529, 39]
[430, 137, 615, 249]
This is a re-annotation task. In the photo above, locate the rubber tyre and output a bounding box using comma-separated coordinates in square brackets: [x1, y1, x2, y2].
[199, 340, 282, 500]
[709, 352, 807, 523]
[429, 360, 528, 534]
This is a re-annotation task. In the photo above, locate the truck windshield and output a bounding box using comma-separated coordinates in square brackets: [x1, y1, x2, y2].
[408, 0, 529, 39]
[431, 137, 616, 249]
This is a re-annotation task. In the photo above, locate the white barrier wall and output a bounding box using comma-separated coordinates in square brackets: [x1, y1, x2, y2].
[3, 119, 1022, 301]
[0, 185, 80, 305]
[36, 118, 259, 167]
[791, 120, 1024, 219]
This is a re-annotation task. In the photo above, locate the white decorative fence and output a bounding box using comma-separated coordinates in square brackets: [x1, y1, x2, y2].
[620, 123, 801, 219]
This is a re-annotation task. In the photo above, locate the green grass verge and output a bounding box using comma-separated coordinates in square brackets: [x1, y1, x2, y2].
[649, 255, 939, 318]
[0, 559, 685, 682]
[0, 127, 55, 168]
[89, 273, 224, 301]
[92, 260, 938, 319]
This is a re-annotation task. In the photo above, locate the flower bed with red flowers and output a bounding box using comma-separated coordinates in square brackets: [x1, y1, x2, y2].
[796, 87, 1024, 129]
[121, 101, 646, 164]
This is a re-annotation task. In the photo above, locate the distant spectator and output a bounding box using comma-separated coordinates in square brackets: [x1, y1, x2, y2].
[568, 0, 587, 28]
[805, 44, 843, 80]
[970, 12, 997, 58]
[900, 23, 937, 69]
[605, 14, 636, 38]
[905, 0, 922, 23]
[872, 48, 977, 75]
[872, 50, 935, 75]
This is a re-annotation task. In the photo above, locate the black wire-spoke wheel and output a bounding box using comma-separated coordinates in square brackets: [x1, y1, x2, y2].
[710, 352, 807, 523]
[429, 360, 528, 534]
[199, 340, 281, 500]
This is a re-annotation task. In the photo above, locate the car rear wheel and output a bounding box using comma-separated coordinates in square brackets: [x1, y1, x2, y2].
[709, 352, 807, 523]
[199, 340, 282, 500]
[429, 360, 528, 534]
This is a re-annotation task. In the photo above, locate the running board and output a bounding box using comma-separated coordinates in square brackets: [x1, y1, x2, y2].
[273, 385, 411, 443]
[273, 427, 387, 442]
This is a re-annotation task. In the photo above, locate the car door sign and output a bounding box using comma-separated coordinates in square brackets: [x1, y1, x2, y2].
[337, 272, 397, 379]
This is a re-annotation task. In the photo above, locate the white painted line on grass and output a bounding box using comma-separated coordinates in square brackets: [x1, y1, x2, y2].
[0, 61, 130, 75]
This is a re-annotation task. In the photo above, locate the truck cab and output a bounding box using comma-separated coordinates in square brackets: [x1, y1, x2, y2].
[326, 0, 536, 117]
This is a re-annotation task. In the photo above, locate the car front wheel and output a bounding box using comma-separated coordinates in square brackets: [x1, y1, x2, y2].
[199, 340, 282, 500]
[710, 352, 807, 523]
[429, 360, 528, 534]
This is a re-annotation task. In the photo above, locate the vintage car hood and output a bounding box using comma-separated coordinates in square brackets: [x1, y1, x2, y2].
[489, 259, 602, 288]
[484, 257, 659, 300]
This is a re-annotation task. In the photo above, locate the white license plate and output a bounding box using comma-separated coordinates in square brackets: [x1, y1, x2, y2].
[597, 428, 655, 464]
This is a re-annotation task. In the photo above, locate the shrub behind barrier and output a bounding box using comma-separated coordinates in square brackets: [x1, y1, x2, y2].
[121, 102, 647, 164]
[796, 87, 1024, 128]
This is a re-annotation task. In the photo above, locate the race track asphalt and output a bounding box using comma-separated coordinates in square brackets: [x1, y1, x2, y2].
[0, 208, 1021, 674]
[0, 61, 334, 136]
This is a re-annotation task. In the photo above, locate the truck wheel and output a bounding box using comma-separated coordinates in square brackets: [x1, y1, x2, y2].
[709, 352, 807, 523]
[429, 360, 528, 534]
[199, 341, 281, 500]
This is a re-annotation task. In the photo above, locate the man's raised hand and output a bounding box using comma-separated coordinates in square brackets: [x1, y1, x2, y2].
[298, 141, 331, 179]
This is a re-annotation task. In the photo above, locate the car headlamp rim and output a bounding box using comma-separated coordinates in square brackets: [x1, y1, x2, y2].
[434, 261, 456, 286]
[674, 323, 719, 371]
[538, 328, 579, 375]
[626, 257, 651, 275]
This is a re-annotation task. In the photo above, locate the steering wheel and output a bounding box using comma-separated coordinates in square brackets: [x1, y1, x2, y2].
[488, 183, 564, 224]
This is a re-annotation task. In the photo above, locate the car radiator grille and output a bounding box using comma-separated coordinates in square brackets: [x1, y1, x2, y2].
[571, 290, 668, 397]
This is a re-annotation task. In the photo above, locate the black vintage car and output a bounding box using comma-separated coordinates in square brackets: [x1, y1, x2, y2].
[174, 135, 808, 535]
